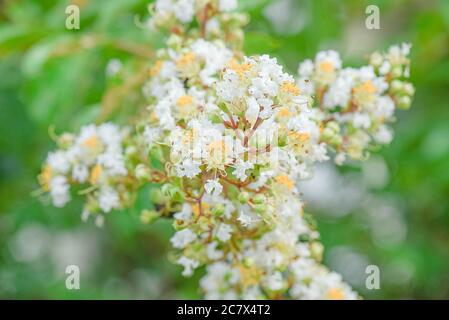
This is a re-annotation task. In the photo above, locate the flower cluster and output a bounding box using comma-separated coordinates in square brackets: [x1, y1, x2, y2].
[38, 124, 137, 226]
[38, 0, 413, 300]
[298, 44, 414, 162]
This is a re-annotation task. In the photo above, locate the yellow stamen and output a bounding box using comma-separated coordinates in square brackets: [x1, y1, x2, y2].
[281, 81, 300, 96]
[150, 111, 158, 122]
[353, 80, 377, 95]
[327, 288, 344, 300]
[288, 131, 310, 143]
[176, 95, 194, 107]
[277, 107, 292, 118]
[230, 60, 252, 76]
[192, 202, 210, 217]
[149, 60, 163, 77]
[275, 174, 294, 191]
[82, 135, 100, 149]
[39, 165, 52, 191]
[177, 52, 196, 68]
[238, 264, 262, 288]
[89, 163, 102, 185]
[319, 61, 335, 73]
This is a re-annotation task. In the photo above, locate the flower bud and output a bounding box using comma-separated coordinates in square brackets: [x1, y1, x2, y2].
[238, 191, 250, 204]
[212, 204, 225, 217]
[403, 83, 415, 96]
[398, 95, 411, 110]
[390, 80, 403, 93]
[254, 203, 266, 213]
[140, 209, 160, 224]
[135, 164, 151, 181]
[391, 66, 402, 78]
[253, 194, 266, 204]
[149, 188, 166, 205]
[310, 242, 324, 262]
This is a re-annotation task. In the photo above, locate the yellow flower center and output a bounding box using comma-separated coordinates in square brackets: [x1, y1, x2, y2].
[288, 131, 310, 143]
[319, 61, 335, 73]
[354, 80, 377, 95]
[149, 60, 163, 77]
[281, 81, 300, 96]
[238, 264, 262, 288]
[82, 135, 100, 149]
[327, 287, 344, 300]
[39, 165, 52, 191]
[192, 202, 210, 217]
[208, 139, 228, 154]
[177, 52, 196, 68]
[275, 174, 294, 191]
[277, 107, 292, 118]
[89, 163, 102, 185]
[230, 60, 253, 77]
[150, 111, 158, 122]
[176, 95, 194, 107]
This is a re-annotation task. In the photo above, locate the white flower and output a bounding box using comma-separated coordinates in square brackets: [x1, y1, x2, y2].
[233, 160, 253, 181]
[219, 0, 238, 12]
[177, 256, 199, 277]
[265, 271, 284, 291]
[175, 158, 201, 178]
[245, 96, 260, 125]
[170, 228, 197, 249]
[98, 186, 120, 213]
[98, 153, 127, 177]
[216, 223, 233, 242]
[207, 242, 224, 260]
[204, 179, 223, 196]
[373, 125, 393, 144]
[298, 59, 314, 78]
[237, 211, 253, 227]
[49, 176, 71, 207]
[47, 151, 70, 175]
[174, 203, 192, 222]
[352, 113, 372, 129]
[72, 164, 89, 183]
[176, 0, 195, 23]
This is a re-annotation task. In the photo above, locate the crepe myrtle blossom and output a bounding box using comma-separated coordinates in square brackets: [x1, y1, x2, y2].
[39, 0, 413, 300]
[298, 43, 414, 162]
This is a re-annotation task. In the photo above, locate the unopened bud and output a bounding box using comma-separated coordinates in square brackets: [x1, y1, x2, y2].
[135, 164, 151, 181]
[398, 95, 411, 110]
[140, 210, 159, 224]
[238, 191, 250, 204]
[253, 194, 266, 204]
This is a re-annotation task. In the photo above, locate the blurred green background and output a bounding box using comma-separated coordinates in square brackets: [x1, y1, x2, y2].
[0, 0, 448, 299]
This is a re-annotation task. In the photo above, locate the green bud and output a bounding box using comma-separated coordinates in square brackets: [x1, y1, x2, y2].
[140, 210, 160, 224]
[253, 194, 266, 204]
[331, 135, 343, 146]
[125, 145, 137, 157]
[149, 188, 166, 205]
[310, 242, 324, 262]
[278, 131, 288, 147]
[254, 203, 266, 213]
[161, 183, 183, 201]
[135, 164, 151, 181]
[403, 83, 415, 96]
[322, 127, 335, 142]
[238, 191, 250, 204]
[198, 216, 210, 232]
[391, 66, 402, 78]
[298, 234, 310, 243]
[390, 80, 403, 93]
[398, 95, 412, 110]
[212, 204, 225, 217]
[327, 121, 340, 133]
